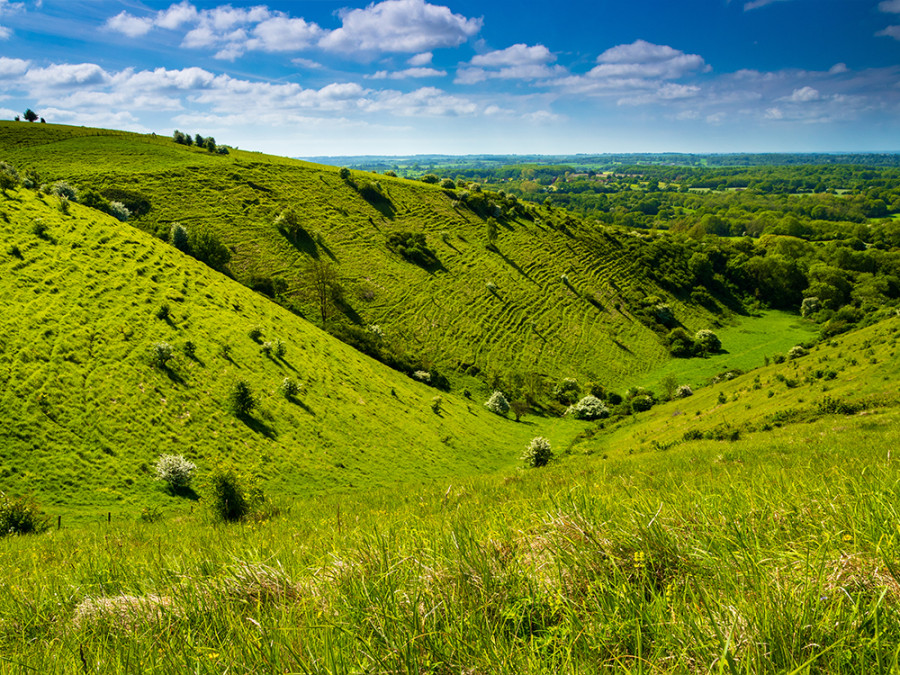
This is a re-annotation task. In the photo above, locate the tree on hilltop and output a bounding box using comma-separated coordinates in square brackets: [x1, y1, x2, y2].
[23, 109, 38, 123]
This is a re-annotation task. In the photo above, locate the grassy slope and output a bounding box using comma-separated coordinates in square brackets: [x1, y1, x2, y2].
[2, 318, 900, 672]
[0, 185, 577, 518]
[573, 312, 900, 456]
[0, 122, 723, 388]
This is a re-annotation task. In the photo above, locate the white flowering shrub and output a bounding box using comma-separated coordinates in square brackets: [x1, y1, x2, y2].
[568, 395, 609, 420]
[522, 436, 553, 467]
[675, 384, 693, 398]
[788, 345, 808, 359]
[412, 370, 431, 383]
[484, 390, 510, 416]
[368, 324, 385, 339]
[108, 201, 130, 222]
[154, 454, 196, 490]
[50, 180, 78, 202]
[694, 329, 721, 354]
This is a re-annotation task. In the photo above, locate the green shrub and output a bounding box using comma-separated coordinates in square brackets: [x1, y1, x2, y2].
[484, 390, 510, 416]
[694, 329, 722, 355]
[153, 454, 196, 491]
[182, 340, 196, 359]
[248, 326, 263, 342]
[204, 465, 262, 522]
[386, 231, 439, 268]
[568, 395, 609, 420]
[274, 339, 286, 359]
[675, 384, 693, 398]
[630, 395, 654, 413]
[279, 377, 300, 399]
[553, 378, 581, 405]
[431, 396, 443, 413]
[156, 304, 170, 321]
[0, 493, 48, 536]
[664, 328, 695, 358]
[339, 167, 351, 180]
[788, 345, 808, 359]
[50, 180, 78, 202]
[0, 161, 20, 192]
[440, 178, 456, 189]
[149, 342, 173, 368]
[170, 223, 190, 252]
[522, 437, 553, 468]
[229, 380, 256, 416]
[260, 341, 274, 357]
[31, 219, 48, 239]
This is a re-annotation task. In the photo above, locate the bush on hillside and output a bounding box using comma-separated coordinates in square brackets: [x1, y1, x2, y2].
[279, 377, 300, 399]
[149, 342, 173, 368]
[801, 296, 821, 318]
[0, 162, 20, 192]
[204, 465, 263, 522]
[694, 329, 722, 355]
[675, 384, 694, 398]
[386, 231, 439, 269]
[154, 454, 196, 491]
[553, 378, 581, 405]
[170, 223, 190, 252]
[522, 437, 553, 468]
[229, 380, 256, 417]
[568, 395, 609, 420]
[339, 167, 351, 180]
[50, 181, 78, 202]
[630, 395, 655, 413]
[0, 493, 49, 536]
[664, 328, 695, 357]
[108, 201, 130, 222]
[788, 345, 808, 359]
[484, 391, 510, 416]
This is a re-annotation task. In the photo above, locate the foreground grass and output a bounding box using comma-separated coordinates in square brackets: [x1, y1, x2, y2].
[3, 404, 900, 673]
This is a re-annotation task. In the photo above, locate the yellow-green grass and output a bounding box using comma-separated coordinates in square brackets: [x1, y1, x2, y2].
[630, 310, 819, 391]
[573, 312, 900, 457]
[0, 122, 723, 388]
[0, 186, 589, 519]
[2, 390, 899, 672]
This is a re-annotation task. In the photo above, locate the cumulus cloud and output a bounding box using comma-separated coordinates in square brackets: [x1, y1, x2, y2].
[456, 43, 563, 84]
[247, 16, 322, 52]
[0, 0, 25, 39]
[470, 43, 555, 67]
[0, 56, 29, 77]
[408, 52, 433, 66]
[591, 40, 709, 80]
[829, 63, 849, 75]
[318, 0, 481, 55]
[24, 63, 110, 87]
[877, 25, 900, 40]
[879, 0, 900, 13]
[370, 67, 446, 79]
[106, 11, 154, 37]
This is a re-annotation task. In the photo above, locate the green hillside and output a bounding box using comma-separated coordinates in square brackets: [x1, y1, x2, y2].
[0, 185, 570, 518]
[3, 313, 900, 672]
[0, 122, 726, 391]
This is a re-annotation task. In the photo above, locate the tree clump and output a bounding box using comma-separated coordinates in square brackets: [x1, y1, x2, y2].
[522, 437, 553, 468]
[484, 391, 510, 416]
[568, 395, 609, 420]
[154, 454, 196, 492]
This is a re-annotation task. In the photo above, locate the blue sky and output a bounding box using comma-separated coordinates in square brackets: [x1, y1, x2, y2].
[0, 0, 898, 156]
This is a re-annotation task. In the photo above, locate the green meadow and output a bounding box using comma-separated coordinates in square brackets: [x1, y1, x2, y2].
[1, 122, 900, 673]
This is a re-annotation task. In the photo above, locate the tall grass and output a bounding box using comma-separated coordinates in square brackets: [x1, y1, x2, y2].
[3, 408, 900, 673]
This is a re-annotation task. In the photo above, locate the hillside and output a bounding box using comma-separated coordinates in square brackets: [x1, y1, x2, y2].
[0, 122, 729, 392]
[3, 312, 900, 672]
[0, 184, 565, 518]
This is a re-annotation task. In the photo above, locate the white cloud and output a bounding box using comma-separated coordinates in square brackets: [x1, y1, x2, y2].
[364, 86, 478, 116]
[0, 56, 29, 77]
[523, 110, 561, 123]
[370, 67, 446, 79]
[319, 0, 481, 55]
[879, 0, 900, 13]
[24, 63, 110, 87]
[156, 1, 198, 30]
[877, 25, 900, 40]
[471, 43, 554, 67]
[408, 52, 433, 66]
[247, 16, 322, 52]
[592, 40, 708, 80]
[765, 107, 783, 119]
[105, 11, 153, 37]
[784, 85, 819, 102]
[292, 57, 323, 69]
[0, 0, 24, 39]
[829, 63, 848, 75]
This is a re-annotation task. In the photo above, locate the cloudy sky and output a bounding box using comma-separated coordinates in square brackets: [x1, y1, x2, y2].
[0, 0, 898, 156]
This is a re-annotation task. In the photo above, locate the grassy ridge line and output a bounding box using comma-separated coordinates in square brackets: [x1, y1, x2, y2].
[0, 121, 724, 388]
[2, 399, 899, 671]
[0, 186, 572, 517]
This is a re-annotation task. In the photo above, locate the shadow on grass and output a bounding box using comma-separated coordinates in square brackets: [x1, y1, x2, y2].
[238, 413, 277, 439]
[285, 395, 315, 416]
[168, 485, 199, 501]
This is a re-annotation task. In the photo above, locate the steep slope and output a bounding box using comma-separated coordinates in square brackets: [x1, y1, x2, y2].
[0, 186, 548, 517]
[0, 122, 727, 391]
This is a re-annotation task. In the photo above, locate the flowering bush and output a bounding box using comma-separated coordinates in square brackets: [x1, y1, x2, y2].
[484, 391, 510, 416]
[694, 329, 722, 354]
[553, 378, 581, 405]
[154, 454, 196, 490]
[788, 345, 808, 359]
[522, 437, 553, 467]
[568, 395, 609, 420]
[675, 384, 693, 398]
